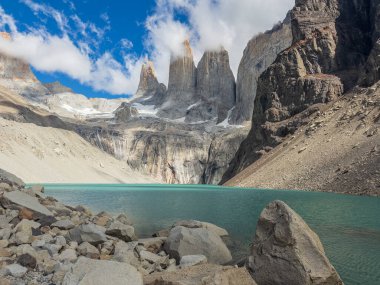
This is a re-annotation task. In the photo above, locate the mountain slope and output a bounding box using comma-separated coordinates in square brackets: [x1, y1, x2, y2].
[224, 85, 380, 196]
[223, 0, 380, 195]
[0, 86, 156, 183]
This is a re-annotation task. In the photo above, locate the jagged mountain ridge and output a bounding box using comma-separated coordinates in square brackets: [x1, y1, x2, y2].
[222, 0, 380, 195]
[0, 16, 294, 184]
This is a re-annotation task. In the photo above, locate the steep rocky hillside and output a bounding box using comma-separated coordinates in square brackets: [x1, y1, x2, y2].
[223, 0, 380, 195]
[0, 86, 156, 183]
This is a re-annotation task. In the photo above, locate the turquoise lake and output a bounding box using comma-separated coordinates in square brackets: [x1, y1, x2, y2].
[42, 184, 380, 285]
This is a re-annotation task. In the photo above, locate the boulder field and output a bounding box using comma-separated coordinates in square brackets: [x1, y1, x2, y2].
[0, 170, 343, 284]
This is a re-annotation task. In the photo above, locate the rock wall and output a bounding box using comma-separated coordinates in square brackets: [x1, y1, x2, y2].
[222, 0, 380, 183]
[230, 16, 292, 124]
[190, 48, 236, 123]
[77, 121, 248, 184]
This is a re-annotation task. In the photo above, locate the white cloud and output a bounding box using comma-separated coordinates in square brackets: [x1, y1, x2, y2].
[146, 0, 294, 84]
[0, 0, 294, 96]
[0, 3, 140, 95]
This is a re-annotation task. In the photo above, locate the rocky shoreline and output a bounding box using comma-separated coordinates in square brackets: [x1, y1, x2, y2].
[0, 169, 343, 285]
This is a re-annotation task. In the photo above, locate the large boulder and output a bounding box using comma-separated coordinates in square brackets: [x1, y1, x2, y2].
[248, 200, 343, 285]
[164, 226, 232, 265]
[62, 256, 143, 285]
[0, 168, 25, 188]
[105, 221, 137, 242]
[144, 264, 257, 285]
[1, 190, 53, 218]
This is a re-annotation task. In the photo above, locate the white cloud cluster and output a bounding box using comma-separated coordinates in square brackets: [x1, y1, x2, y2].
[0, 0, 294, 95]
[146, 0, 294, 84]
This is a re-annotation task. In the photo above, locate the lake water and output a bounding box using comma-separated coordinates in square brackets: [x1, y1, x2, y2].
[42, 184, 380, 285]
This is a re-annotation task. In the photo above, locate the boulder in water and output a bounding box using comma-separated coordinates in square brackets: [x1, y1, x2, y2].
[248, 200, 344, 285]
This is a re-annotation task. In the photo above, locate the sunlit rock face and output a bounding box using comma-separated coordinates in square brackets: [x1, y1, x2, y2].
[230, 16, 292, 125]
[187, 47, 236, 124]
[222, 0, 380, 183]
[0, 32, 50, 100]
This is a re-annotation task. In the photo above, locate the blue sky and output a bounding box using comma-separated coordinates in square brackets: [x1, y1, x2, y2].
[0, 0, 294, 98]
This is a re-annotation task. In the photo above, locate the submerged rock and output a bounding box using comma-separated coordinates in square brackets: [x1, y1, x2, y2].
[164, 226, 232, 265]
[248, 200, 343, 285]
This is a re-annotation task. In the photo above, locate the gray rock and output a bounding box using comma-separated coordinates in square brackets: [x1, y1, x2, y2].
[4, 263, 28, 278]
[105, 221, 136, 242]
[0, 168, 25, 188]
[51, 219, 75, 230]
[62, 256, 143, 285]
[140, 250, 162, 264]
[164, 226, 232, 265]
[114, 102, 139, 122]
[42, 243, 62, 256]
[180, 255, 207, 268]
[77, 242, 100, 259]
[248, 200, 343, 285]
[58, 248, 77, 262]
[3, 190, 53, 216]
[67, 223, 107, 245]
[112, 240, 140, 267]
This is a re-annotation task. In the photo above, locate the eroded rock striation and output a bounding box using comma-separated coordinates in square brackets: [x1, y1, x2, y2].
[222, 0, 380, 182]
[248, 200, 343, 285]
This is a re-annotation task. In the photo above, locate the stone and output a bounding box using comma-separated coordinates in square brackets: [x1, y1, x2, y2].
[75, 205, 92, 216]
[105, 221, 137, 242]
[140, 250, 162, 264]
[180, 255, 208, 268]
[31, 239, 45, 248]
[58, 248, 77, 262]
[153, 229, 170, 238]
[4, 263, 28, 278]
[43, 243, 62, 256]
[51, 219, 75, 230]
[15, 219, 41, 231]
[0, 239, 9, 248]
[17, 253, 37, 268]
[144, 264, 257, 285]
[77, 242, 100, 259]
[0, 247, 12, 257]
[115, 213, 133, 226]
[66, 223, 107, 245]
[2, 190, 53, 217]
[248, 200, 343, 285]
[62, 256, 143, 285]
[138, 237, 166, 253]
[0, 168, 25, 188]
[0, 228, 11, 240]
[112, 240, 140, 267]
[55, 235, 67, 247]
[164, 226, 232, 265]
[173, 220, 229, 237]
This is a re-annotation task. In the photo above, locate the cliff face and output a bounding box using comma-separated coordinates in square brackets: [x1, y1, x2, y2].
[0, 33, 50, 100]
[158, 40, 198, 119]
[78, 120, 248, 184]
[188, 48, 236, 123]
[230, 17, 293, 124]
[222, 0, 380, 183]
